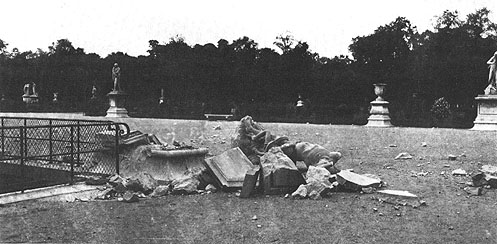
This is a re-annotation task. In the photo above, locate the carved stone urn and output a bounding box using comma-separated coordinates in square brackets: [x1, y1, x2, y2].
[373, 83, 386, 101]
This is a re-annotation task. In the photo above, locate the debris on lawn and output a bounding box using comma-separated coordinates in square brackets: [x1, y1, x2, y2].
[205, 184, 218, 193]
[411, 171, 429, 177]
[371, 195, 426, 208]
[170, 170, 202, 194]
[452, 169, 467, 176]
[464, 187, 483, 196]
[240, 165, 261, 198]
[150, 185, 170, 197]
[448, 154, 458, 161]
[204, 147, 254, 189]
[291, 166, 336, 200]
[376, 190, 418, 198]
[471, 167, 497, 188]
[336, 170, 382, 191]
[80, 116, 424, 205]
[261, 147, 306, 195]
[395, 152, 413, 160]
[481, 165, 497, 176]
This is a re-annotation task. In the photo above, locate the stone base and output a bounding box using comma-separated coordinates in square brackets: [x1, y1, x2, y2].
[22, 95, 39, 104]
[366, 100, 393, 127]
[106, 91, 129, 118]
[366, 116, 392, 127]
[105, 106, 129, 118]
[472, 95, 497, 131]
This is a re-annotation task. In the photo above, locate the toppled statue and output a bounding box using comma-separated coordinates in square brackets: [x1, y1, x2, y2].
[486, 51, 497, 95]
[233, 115, 342, 174]
[280, 141, 342, 174]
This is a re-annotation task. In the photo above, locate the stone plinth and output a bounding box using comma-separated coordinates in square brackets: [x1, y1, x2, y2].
[22, 94, 39, 104]
[366, 100, 392, 127]
[106, 91, 129, 118]
[472, 95, 497, 130]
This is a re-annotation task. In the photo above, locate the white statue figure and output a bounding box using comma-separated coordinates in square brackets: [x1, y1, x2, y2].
[112, 63, 121, 91]
[487, 51, 497, 94]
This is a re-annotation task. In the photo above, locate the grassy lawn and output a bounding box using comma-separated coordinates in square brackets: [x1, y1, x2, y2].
[1, 121, 497, 243]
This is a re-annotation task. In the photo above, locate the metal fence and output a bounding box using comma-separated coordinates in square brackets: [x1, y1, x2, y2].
[0, 117, 130, 193]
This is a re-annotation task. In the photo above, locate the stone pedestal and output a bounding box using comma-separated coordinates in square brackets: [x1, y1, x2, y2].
[366, 101, 392, 127]
[22, 94, 39, 104]
[106, 91, 129, 118]
[472, 95, 497, 130]
[366, 83, 392, 127]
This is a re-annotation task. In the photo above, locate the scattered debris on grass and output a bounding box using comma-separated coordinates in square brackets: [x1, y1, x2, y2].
[336, 170, 382, 191]
[452, 169, 467, 176]
[464, 187, 483, 196]
[448, 154, 458, 161]
[395, 152, 413, 160]
[481, 165, 497, 176]
[376, 190, 418, 198]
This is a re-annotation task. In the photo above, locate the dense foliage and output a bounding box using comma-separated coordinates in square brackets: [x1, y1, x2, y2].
[0, 8, 496, 126]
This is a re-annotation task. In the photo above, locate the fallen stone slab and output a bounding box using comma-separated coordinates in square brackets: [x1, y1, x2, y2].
[395, 152, 413, 160]
[481, 165, 497, 176]
[452, 169, 467, 176]
[485, 174, 497, 188]
[204, 147, 255, 189]
[240, 165, 261, 198]
[376, 190, 418, 198]
[336, 170, 382, 191]
[261, 147, 306, 195]
[471, 172, 487, 187]
[464, 187, 483, 196]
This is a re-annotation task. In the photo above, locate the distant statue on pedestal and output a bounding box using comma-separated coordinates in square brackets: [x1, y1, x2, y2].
[486, 51, 497, 95]
[473, 51, 497, 130]
[112, 63, 121, 92]
[106, 63, 128, 117]
[23, 82, 38, 96]
[22, 82, 39, 104]
[91, 85, 97, 99]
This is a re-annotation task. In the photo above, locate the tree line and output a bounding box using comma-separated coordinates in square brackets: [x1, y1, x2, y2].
[0, 8, 496, 126]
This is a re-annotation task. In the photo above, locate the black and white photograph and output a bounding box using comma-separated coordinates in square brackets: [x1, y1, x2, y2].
[1, 0, 497, 243]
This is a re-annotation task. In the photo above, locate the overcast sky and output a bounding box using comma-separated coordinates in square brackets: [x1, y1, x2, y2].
[1, 0, 496, 58]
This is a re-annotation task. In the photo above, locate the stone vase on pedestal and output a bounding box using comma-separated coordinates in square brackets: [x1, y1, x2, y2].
[472, 95, 497, 130]
[106, 90, 129, 118]
[366, 83, 392, 127]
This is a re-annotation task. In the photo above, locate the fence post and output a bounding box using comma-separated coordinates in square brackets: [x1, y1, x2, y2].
[1, 118, 4, 157]
[115, 123, 120, 175]
[20, 127, 25, 193]
[49, 120, 53, 163]
[70, 126, 74, 184]
[77, 121, 81, 168]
